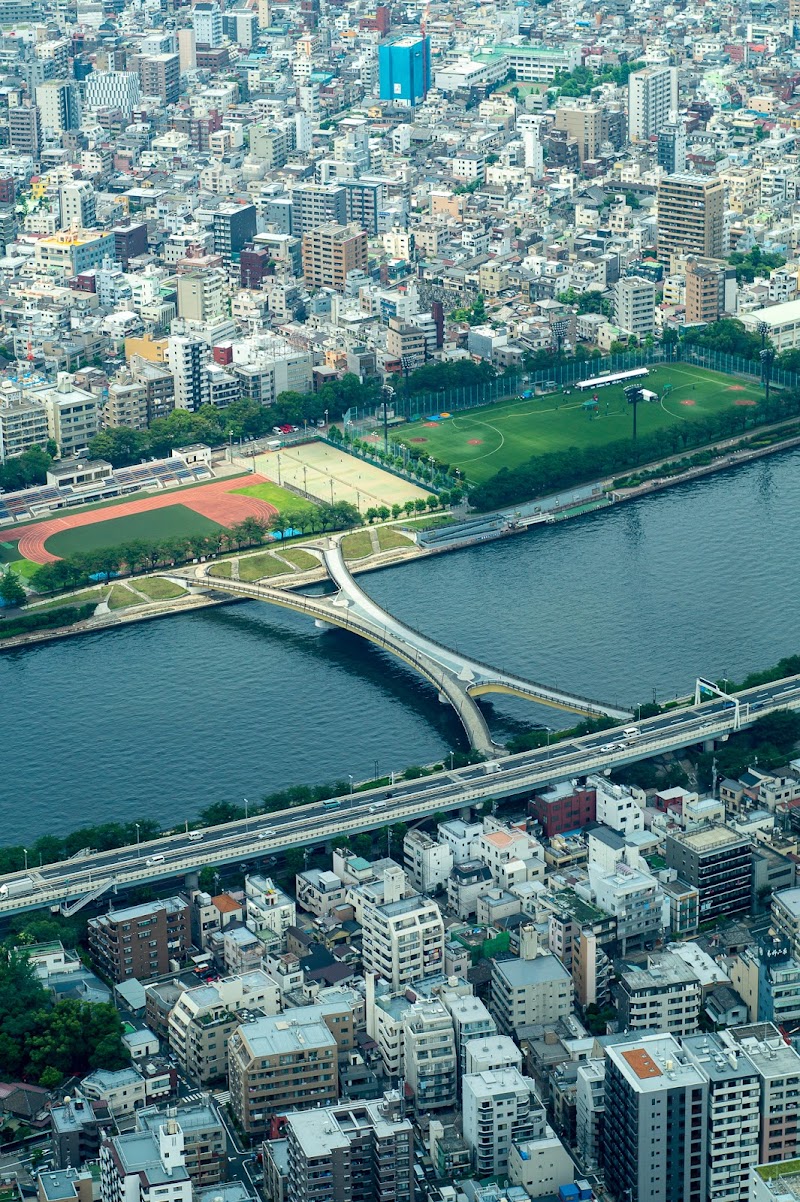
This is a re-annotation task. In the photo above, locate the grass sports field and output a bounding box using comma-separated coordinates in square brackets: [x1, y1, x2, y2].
[233, 479, 317, 515]
[396, 365, 763, 484]
[250, 442, 431, 509]
[45, 505, 221, 558]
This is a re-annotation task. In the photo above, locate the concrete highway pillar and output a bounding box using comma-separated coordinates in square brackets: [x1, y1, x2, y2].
[315, 619, 335, 630]
[460, 806, 472, 820]
[184, 871, 199, 891]
[438, 693, 448, 704]
[703, 738, 716, 753]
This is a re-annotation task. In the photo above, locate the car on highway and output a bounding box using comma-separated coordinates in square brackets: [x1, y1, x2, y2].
[600, 742, 621, 752]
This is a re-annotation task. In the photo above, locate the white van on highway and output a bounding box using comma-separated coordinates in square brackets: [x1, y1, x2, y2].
[623, 727, 641, 741]
[146, 854, 165, 866]
[187, 832, 203, 842]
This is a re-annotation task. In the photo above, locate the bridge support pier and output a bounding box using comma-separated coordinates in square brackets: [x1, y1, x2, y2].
[184, 871, 199, 891]
[460, 806, 472, 821]
[703, 738, 716, 753]
[314, 619, 336, 631]
[438, 693, 448, 704]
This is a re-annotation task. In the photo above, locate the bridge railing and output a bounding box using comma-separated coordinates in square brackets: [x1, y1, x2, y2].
[323, 545, 628, 717]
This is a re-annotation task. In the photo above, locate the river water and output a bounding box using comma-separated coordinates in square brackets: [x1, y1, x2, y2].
[2, 448, 799, 843]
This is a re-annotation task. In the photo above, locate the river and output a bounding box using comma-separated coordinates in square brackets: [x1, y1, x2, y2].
[2, 448, 799, 843]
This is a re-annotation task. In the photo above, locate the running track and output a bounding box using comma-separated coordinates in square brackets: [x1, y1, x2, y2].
[17, 476, 279, 564]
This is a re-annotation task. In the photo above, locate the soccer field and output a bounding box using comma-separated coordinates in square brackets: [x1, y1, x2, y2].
[45, 505, 222, 558]
[395, 365, 763, 484]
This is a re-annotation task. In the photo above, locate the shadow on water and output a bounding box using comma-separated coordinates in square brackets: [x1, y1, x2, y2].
[203, 601, 467, 751]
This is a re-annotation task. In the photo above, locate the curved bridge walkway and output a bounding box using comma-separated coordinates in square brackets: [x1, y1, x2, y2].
[189, 534, 630, 754]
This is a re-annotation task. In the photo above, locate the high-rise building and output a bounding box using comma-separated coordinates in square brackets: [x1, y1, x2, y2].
[378, 34, 431, 107]
[553, 102, 606, 164]
[361, 893, 445, 990]
[193, 2, 222, 47]
[657, 174, 726, 265]
[60, 181, 96, 230]
[722, 1022, 800, 1164]
[603, 1034, 708, 1202]
[283, 1095, 413, 1202]
[290, 183, 347, 235]
[665, 824, 751, 921]
[462, 1068, 542, 1178]
[301, 222, 368, 293]
[227, 1010, 339, 1136]
[658, 121, 687, 173]
[137, 54, 180, 105]
[685, 259, 725, 324]
[212, 203, 257, 263]
[614, 275, 656, 340]
[36, 80, 80, 133]
[84, 71, 141, 115]
[628, 66, 678, 142]
[402, 1000, 457, 1110]
[42, 372, 101, 459]
[176, 271, 226, 323]
[100, 1120, 192, 1202]
[9, 103, 41, 155]
[342, 178, 384, 235]
[615, 951, 702, 1035]
[88, 897, 190, 983]
[682, 1034, 760, 1202]
[0, 399, 49, 463]
[167, 335, 205, 412]
[177, 28, 196, 72]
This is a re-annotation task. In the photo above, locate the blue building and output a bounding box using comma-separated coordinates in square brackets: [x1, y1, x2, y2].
[379, 35, 431, 107]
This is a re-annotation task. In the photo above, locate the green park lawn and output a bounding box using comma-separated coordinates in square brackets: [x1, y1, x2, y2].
[279, 547, 319, 570]
[376, 526, 413, 551]
[396, 365, 764, 484]
[45, 505, 222, 559]
[238, 552, 290, 581]
[107, 584, 141, 610]
[31, 587, 107, 611]
[208, 560, 232, 578]
[341, 530, 374, 560]
[134, 577, 186, 601]
[233, 481, 317, 516]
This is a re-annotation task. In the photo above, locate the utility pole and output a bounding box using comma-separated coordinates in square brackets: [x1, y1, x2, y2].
[381, 384, 395, 457]
[761, 346, 775, 405]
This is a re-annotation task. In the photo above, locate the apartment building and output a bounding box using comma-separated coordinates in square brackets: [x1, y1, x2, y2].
[490, 951, 573, 1036]
[615, 952, 702, 1035]
[403, 829, 454, 893]
[682, 1035, 760, 1202]
[301, 223, 368, 293]
[167, 971, 280, 1083]
[722, 1023, 800, 1164]
[245, 875, 296, 946]
[665, 825, 752, 921]
[290, 183, 346, 236]
[100, 1121, 192, 1202]
[41, 373, 100, 459]
[442, 994, 497, 1075]
[589, 864, 663, 953]
[628, 66, 678, 142]
[89, 898, 190, 984]
[361, 894, 445, 989]
[657, 174, 725, 264]
[227, 1011, 338, 1136]
[462, 1068, 542, 1178]
[284, 1094, 413, 1202]
[772, 887, 800, 959]
[402, 1000, 457, 1111]
[295, 869, 346, 917]
[0, 398, 49, 462]
[603, 1034, 708, 1202]
[137, 1103, 225, 1187]
[614, 275, 656, 340]
[51, 1093, 111, 1170]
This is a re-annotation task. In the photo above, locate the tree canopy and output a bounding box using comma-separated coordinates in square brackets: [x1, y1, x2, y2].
[0, 949, 129, 1087]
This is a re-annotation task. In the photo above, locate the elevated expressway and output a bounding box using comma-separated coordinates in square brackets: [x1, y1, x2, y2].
[2, 675, 798, 917]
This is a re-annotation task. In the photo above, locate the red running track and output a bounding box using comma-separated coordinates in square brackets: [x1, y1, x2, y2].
[16, 476, 278, 564]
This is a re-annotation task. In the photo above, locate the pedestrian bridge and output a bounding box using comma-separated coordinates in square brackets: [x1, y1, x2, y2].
[188, 536, 630, 754]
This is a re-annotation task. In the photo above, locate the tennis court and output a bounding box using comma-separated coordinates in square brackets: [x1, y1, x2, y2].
[251, 442, 431, 510]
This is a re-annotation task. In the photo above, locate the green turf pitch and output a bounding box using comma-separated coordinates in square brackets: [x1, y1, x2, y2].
[45, 505, 222, 558]
[396, 365, 763, 484]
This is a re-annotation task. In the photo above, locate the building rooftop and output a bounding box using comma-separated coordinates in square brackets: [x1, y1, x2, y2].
[493, 954, 571, 987]
[607, 1034, 706, 1093]
[237, 1011, 337, 1060]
